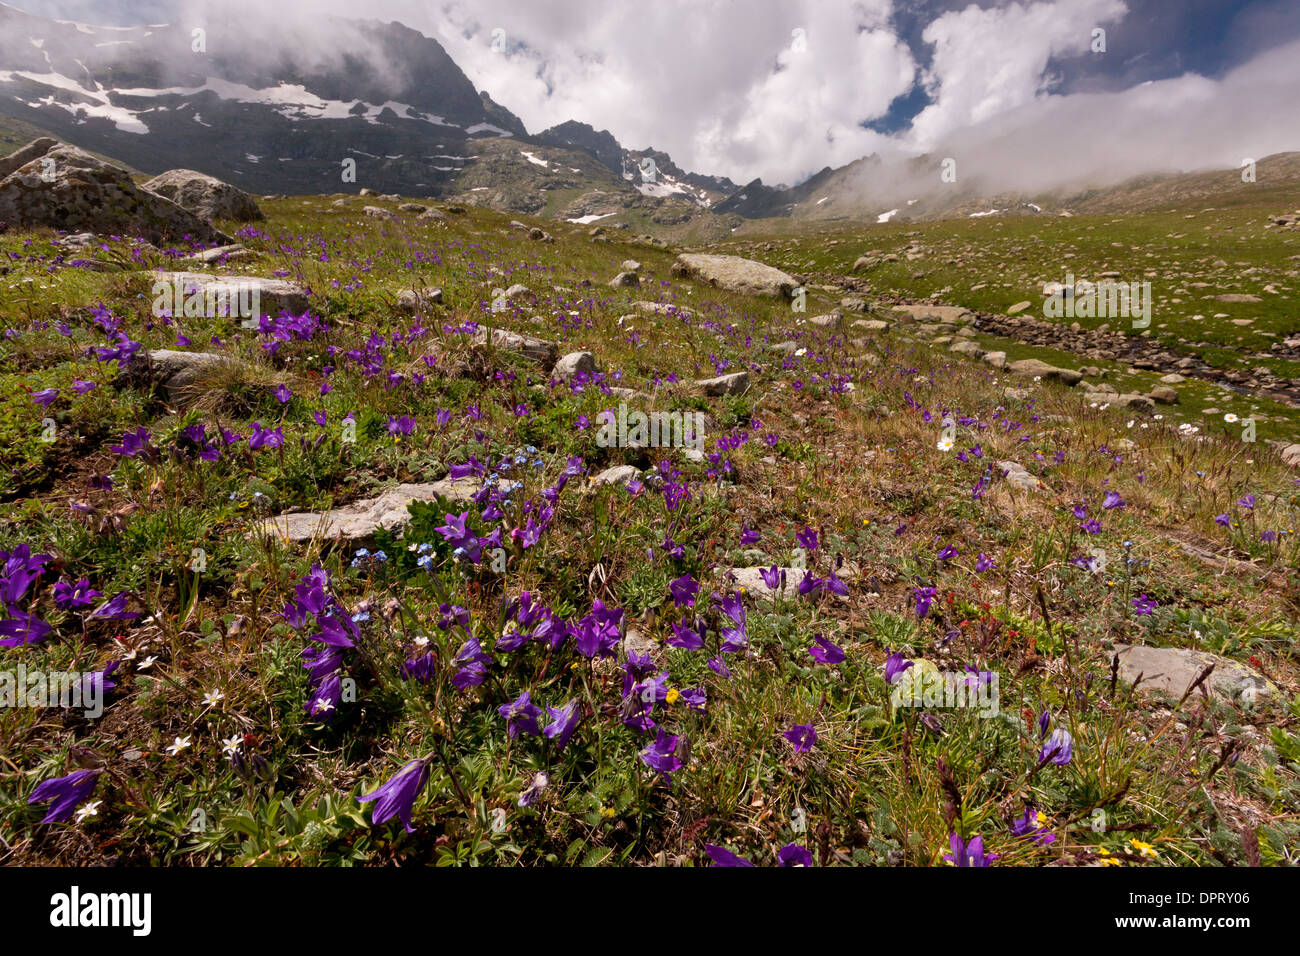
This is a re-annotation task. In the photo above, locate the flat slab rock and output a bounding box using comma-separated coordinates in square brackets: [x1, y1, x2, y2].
[998, 460, 1043, 493]
[589, 464, 641, 488]
[257, 480, 479, 543]
[1112, 643, 1276, 703]
[890, 304, 974, 323]
[1007, 359, 1083, 386]
[632, 301, 696, 318]
[670, 253, 798, 299]
[695, 371, 750, 396]
[183, 244, 253, 264]
[140, 348, 232, 400]
[153, 272, 308, 318]
[471, 328, 558, 366]
[729, 564, 858, 600]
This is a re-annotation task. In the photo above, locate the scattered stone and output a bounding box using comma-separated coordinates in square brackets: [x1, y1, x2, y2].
[998, 460, 1042, 493]
[1086, 391, 1155, 412]
[552, 351, 597, 382]
[670, 253, 798, 299]
[1159, 373, 1186, 384]
[983, 351, 1007, 369]
[1146, 385, 1179, 404]
[399, 203, 427, 213]
[1007, 358, 1083, 386]
[695, 371, 750, 396]
[137, 348, 232, 401]
[890, 304, 972, 323]
[363, 205, 394, 220]
[152, 272, 308, 318]
[472, 328, 559, 366]
[623, 629, 657, 658]
[633, 301, 696, 318]
[1007, 301, 1032, 315]
[397, 288, 443, 313]
[1214, 293, 1260, 303]
[141, 168, 264, 222]
[590, 465, 641, 487]
[609, 271, 640, 288]
[183, 244, 252, 264]
[1112, 644, 1274, 703]
[852, 319, 889, 331]
[729, 566, 810, 600]
[258, 480, 479, 543]
[808, 314, 842, 331]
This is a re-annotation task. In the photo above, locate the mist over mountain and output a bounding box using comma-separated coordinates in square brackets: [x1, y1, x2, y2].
[1, 0, 1298, 224]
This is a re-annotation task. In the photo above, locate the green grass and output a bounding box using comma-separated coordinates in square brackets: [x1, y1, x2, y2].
[0, 193, 1297, 867]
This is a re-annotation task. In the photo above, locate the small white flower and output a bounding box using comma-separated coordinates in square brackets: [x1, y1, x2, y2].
[413, 634, 429, 647]
[1126, 420, 1134, 428]
[75, 800, 101, 824]
[136, 656, 157, 671]
[166, 735, 192, 756]
[1224, 413, 1239, 423]
[202, 689, 225, 708]
[936, 438, 954, 452]
[794, 348, 807, 356]
[314, 697, 335, 713]
[221, 735, 242, 756]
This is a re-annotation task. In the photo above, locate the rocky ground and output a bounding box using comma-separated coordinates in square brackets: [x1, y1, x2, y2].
[1, 140, 1298, 867]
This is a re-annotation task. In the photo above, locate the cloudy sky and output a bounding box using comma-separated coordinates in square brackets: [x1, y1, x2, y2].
[11, 0, 1300, 188]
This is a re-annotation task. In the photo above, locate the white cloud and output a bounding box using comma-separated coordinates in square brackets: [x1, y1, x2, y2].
[907, 0, 1129, 150]
[21, 0, 1300, 193]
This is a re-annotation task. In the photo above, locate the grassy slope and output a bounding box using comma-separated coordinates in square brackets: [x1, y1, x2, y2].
[720, 197, 1300, 441]
[0, 192, 1297, 867]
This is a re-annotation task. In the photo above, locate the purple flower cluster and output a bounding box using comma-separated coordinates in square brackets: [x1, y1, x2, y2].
[284, 564, 358, 720]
